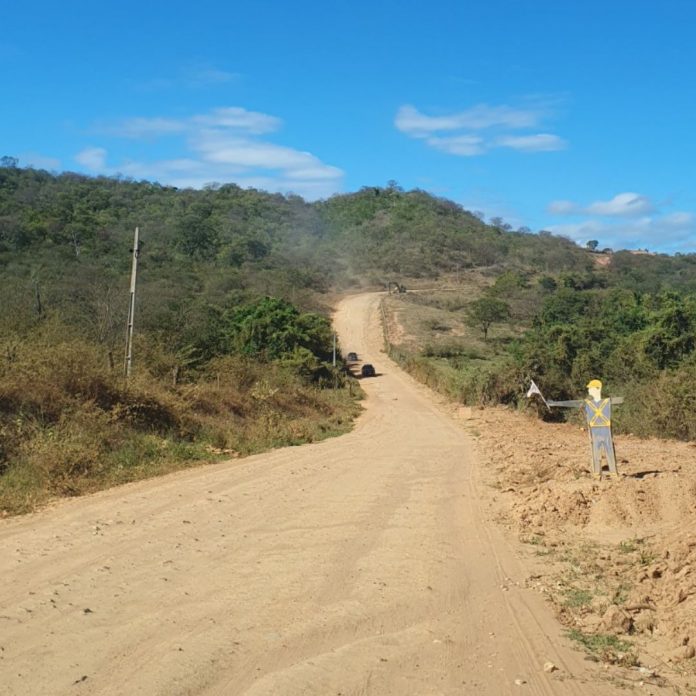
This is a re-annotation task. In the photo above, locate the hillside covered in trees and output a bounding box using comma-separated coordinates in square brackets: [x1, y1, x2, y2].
[2, 163, 696, 511]
[389, 268, 696, 442]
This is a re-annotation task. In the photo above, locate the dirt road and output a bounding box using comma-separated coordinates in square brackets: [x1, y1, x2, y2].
[0, 293, 626, 695]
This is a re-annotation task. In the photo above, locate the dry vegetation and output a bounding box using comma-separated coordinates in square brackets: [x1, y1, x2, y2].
[382, 277, 528, 405]
[0, 322, 361, 516]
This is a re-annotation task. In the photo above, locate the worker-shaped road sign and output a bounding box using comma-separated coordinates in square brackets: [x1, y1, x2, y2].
[546, 379, 624, 479]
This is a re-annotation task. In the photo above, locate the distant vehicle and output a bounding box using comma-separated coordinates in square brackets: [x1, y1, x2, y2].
[361, 363, 376, 377]
[346, 352, 358, 362]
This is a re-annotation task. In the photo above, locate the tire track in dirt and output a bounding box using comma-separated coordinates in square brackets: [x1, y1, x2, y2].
[0, 293, 631, 695]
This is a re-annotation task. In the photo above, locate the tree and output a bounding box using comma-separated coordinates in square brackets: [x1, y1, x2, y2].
[538, 275, 558, 292]
[644, 293, 696, 369]
[490, 216, 512, 232]
[586, 239, 599, 251]
[465, 297, 511, 341]
[175, 204, 220, 260]
[0, 155, 18, 168]
[224, 297, 333, 362]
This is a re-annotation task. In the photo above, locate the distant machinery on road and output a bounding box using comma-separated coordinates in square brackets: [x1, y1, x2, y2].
[386, 281, 407, 294]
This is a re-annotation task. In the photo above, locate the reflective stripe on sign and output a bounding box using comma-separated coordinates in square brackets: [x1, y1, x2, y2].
[586, 398, 611, 427]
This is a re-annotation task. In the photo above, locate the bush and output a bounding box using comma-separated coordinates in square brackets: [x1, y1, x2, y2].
[0, 322, 362, 515]
[617, 365, 696, 440]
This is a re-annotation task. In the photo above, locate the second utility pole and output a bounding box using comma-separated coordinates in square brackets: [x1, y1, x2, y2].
[124, 227, 140, 378]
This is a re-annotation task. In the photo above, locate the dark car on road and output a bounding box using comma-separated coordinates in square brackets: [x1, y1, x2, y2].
[346, 352, 358, 362]
[360, 363, 376, 377]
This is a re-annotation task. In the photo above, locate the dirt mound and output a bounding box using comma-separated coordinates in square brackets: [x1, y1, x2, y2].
[467, 405, 696, 686]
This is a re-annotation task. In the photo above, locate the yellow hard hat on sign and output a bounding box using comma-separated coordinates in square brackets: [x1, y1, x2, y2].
[587, 379, 602, 390]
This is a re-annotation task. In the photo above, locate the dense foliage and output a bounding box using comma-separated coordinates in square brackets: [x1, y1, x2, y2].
[397, 267, 696, 441]
[0, 164, 598, 385]
[507, 285, 696, 439]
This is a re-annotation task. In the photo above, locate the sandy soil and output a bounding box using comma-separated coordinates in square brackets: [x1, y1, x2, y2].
[1, 293, 639, 696]
[464, 405, 696, 692]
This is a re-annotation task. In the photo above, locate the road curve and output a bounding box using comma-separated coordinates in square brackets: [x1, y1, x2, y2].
[0, 293, 624, 696]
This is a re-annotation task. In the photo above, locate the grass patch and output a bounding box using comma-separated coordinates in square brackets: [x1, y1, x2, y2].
[618, 537, 655, 566]
[639, 548, 656, 566]
[618, 539, 638, 554]
[563, 587, 594, 608]
[525, 534, 545, 545]
[567, 629, 636, 665]
[612, 583, 630, 605]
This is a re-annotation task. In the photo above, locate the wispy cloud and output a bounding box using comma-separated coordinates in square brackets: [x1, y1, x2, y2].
[19, 152, 61, 170]
[586, 192, 654, 216]
[425, 135, 486, 156]
[546, 192, 694, 251]
[396, 103, 544, 135]
[75, 147, 107, 170]
[192, 107, 281, 134]
[549, 216, 696, 252]
[134, 63, 240, 92]
[182, 65, 238, 88]
[548, 192, 654, 217]
[548, 199, 577, 215]
[395, 100, 566, 156]
[495, 133, 566, 152]
[98, 107, 280, 139]
[193, 130, 342, 180]
[99, 117, 187, 139]
[75, 106, 343, 200]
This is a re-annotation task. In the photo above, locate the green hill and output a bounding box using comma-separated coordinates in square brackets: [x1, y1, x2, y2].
[1, 164, 696, 512]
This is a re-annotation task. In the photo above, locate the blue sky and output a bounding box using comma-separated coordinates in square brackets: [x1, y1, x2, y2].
[2, 0, 695, 252]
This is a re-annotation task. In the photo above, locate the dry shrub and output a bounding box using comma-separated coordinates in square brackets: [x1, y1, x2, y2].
[617, 366, 696, 440]
[20, 405, 111, 496]
[0, 328, 361, 515]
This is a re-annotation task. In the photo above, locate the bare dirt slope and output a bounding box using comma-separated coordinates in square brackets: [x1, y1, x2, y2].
[0, 293, 630, 696]
[466, 405, 696, 690]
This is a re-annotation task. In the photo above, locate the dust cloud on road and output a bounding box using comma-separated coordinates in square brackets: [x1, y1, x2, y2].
[0, 293, 626, 695]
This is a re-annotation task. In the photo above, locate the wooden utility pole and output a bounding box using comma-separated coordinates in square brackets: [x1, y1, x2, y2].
[123, 227, 140, 378]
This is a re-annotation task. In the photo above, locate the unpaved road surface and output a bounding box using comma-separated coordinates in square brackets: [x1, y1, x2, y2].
[0, 293, 626, 696]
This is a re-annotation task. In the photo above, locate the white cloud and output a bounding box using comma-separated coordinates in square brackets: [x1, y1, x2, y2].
[548, 212, 696, 252]
[77, 106, 343, 200]
[192, 107, 282, 135]
[75, 147, 107, 170]
[103, 117, 187, 139]
[546, 191, 695, 250]
[586, 192, 653, 216]
[115, 158, 206, 179]
[424, 135, 486, 156]
[547, 199, 577, 214]
[395, 100, 565, 158]
[549, 192, 655, 217]
[101, 107, 281, 139]
[395, 103, 543, 136]
[495, 133, 567, 152]
[663, 211, 695, 227]
[194, 132, 342, 180]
